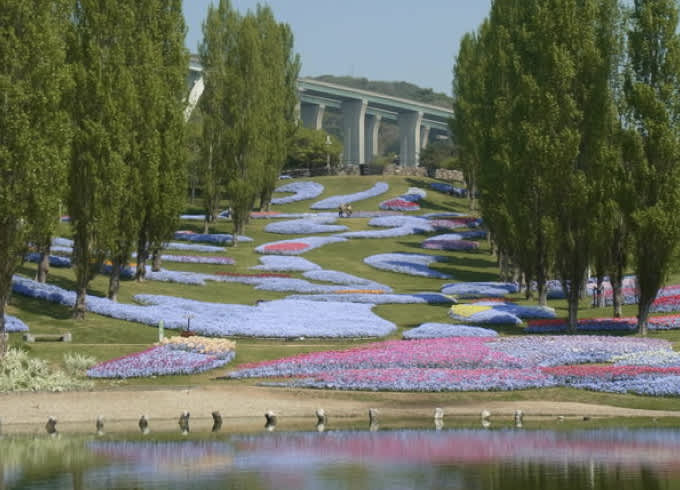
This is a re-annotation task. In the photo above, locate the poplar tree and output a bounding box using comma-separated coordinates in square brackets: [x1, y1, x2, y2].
[67, 1, 136, 316]
[624, 0, 680, 334]
[0, 0, 71, 348]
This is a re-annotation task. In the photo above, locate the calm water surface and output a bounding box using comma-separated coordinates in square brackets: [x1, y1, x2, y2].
[3, 425, 680, 489]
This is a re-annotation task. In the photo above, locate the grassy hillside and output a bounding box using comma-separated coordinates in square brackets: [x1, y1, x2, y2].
[5, 175, 680, 410]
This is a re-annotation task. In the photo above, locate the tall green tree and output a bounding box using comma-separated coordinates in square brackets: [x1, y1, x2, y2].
[67, 0, 136, 316]
[624, 0, 680, 334]
[133, 0, 188, 280]
[256, 8, 301, 211]
[0, 0, 71, 348]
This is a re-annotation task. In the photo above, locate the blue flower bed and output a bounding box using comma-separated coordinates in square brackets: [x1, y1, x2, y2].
[255, 236, 347, 255]
[403, 323, 498, 339]
[264, 217, 348, 235]
[24, 253, 72, 268]
[311, 182, 389, 209]
[251, 255, 321, 272]
[3, 314, 29, 332]
[302, 270, 391, 291]
[441, 282, 519, 298]
[173, 231, 253, 244]
[284, 292, 454, 304]
[271, 181, 324, 205]
[364, 252, 452, 279]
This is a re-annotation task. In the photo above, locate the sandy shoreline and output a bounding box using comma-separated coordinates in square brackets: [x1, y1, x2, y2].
[2, 384, 680, 434]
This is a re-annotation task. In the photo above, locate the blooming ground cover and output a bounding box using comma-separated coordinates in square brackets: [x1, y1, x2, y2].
[526, 314, 680, 333]
[227, 336, 672, 394]
[402, 323, 498, 339]
[270, 181, 324, 205]
[12, 276, 396, 338]
[379, 187, 427, 211]
[449, 301, 556, 325]
[174, 231, 253, 244]
[311, 182, 389, 209]
[363, 252, 451, 278]
[255, 236, 347, 255]
[250, 255, 321, 272]
[441, 282, 519, 298]
[284, 292, 453, 304]
[3, 314, 29, 332]
[263, 217, 348, 235]
[86, 336, 236, 378]
[24, 253, 72, 268]
[422, 236, 480, 251]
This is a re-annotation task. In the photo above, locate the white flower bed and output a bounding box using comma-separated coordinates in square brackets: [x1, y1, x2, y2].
[336, 215, 434, 239]
[4, 314, 29, 332]
[302, 270, 391, 291]
[271, 181, 324, 205]
[52, 237, 74, 247]
[253, 278, 364, 294]
[441, 282, 519, 298]
[403, 323, 499, 339]
[254, 236, 347, 255]
[264, 217, 348, 235]
[311, 182, 389, 209]
[250, 255, 321, 272]
[363, 252, 452, 279]
[12, 276, 395, 338]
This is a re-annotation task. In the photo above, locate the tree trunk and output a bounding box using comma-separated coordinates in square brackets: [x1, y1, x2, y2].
[637, 299, 652, 336]
[597, 274, 606, 308]
[611, 261, 624, 318]
[203, 219, 209, 234]
[36, 241, 50, 283]
[567, 290, 580, 333]
[152, 249, 161, 272]
[107, 258, 121, 302]
[536, 265, 547, 307]
[0, 290, 7, 355]
[136, 229, 148, 282]
[73, 286, 87, 319]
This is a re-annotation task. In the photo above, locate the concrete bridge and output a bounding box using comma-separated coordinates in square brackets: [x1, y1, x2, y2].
[187, 57, 452, 167]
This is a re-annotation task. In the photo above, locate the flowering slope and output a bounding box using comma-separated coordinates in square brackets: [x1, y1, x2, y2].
[311, 182, 389, 209]
[271, 181, 324, 205]
[363, 252, 451, 279]
[441, 282, 519, 298]
[250, 255, 321, 272]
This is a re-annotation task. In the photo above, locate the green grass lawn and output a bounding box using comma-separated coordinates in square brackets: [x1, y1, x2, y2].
[6, 174, 680, 409]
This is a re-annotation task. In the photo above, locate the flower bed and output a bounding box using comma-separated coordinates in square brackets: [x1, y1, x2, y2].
[24, 253, 72, 268]
[422, 238, 479, 251]
[86, 336, 236, 378]
[302, 270, 391, 290]
[403, 323, 498, 339]
[429, 182, 467, 197]
[441, 282, 519, 298]
[363, 252, 451, 278]
[264, 217, 347, 235]
[379, 187, 426, 211]
[311, 182, 389, 209]
[173, 231, 252, 244]
[449, 301, 555, 325]
[255, 236, 347, 255]
[164, 242, 226, 252]
[651, 294, 680, 313]
[4, 314, 29, 332]
[158, 255, 235, 265]
[271, 181, 324, 205]
[283, 292, 454, 304]
[250, 255, 321, 272]
[526, 314, 680, 333]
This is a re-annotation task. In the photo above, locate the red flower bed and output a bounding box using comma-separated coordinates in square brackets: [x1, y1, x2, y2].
[263, 242, 309, 252]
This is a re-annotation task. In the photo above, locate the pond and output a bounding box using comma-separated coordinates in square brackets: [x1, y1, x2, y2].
[3, 421, 680, 489]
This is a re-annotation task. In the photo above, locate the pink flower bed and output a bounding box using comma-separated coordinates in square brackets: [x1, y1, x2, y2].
[263, 242, 309, 252]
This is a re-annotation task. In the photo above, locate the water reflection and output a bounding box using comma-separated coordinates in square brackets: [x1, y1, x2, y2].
[3, 428, 680, 489]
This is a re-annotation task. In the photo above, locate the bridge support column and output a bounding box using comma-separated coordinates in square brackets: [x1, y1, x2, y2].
[342, 99, 367, 165]
[420, 124, 431, 150]
[364, 114, 381, 163]
[300, 103, 325, 130]
[399, 110, 423, 167]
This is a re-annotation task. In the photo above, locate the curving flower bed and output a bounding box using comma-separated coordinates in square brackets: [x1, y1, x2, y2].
[363, 252, 451, 278]
[271, 181, 324, 205]
[86, 336, 236, 378]
[163, 242, 226, 252]
[302, 270, 391, 291]
[157, 255, 235, 265]
[264, 217, 348, 235]
[379, 187, 427, 212]
[422, 238, 479, 251]
[283, 292, 454, 304]
[255, 236, 347, 255]
[403, 323, 498, 339]
[24, 253, 72, 268]
[3, 314, 29, 332]
[526, 314, 680, 333]
[174, 231, 253, 244]
[250, 255, 321, 272]
[311, 182, 389, 209]
[449, 301, 555, 325]
[441, 282, 519, 298]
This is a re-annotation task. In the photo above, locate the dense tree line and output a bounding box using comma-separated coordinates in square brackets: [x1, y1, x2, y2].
[453, 0, 680, 333]
[0, 1, 299, 344]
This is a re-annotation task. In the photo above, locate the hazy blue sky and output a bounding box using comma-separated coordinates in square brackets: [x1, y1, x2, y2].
[182, 0, 491, 96]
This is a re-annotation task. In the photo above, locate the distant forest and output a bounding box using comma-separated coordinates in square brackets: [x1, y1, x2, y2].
[310, 75, 452, 157]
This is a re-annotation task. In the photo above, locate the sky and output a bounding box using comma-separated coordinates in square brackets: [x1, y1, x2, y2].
[182, 0, 492, 96]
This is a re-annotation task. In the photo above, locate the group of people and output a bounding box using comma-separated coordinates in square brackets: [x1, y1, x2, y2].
[338, 203, 353, 217]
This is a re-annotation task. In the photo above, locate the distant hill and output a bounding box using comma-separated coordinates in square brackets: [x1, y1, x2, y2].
[310, 75, 452, 157]
[311, 75, 452, 108]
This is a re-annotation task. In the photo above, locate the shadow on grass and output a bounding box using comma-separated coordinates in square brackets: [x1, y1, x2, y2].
[10, 294, 72, 320]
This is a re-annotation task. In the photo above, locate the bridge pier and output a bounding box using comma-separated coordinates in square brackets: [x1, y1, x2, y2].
[421, 124, 431, 150]
[399, 110, 423, 167]
[342, 99, 367, 165]
[300, 102, 325, 130]
[364, 114, 381, 163]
